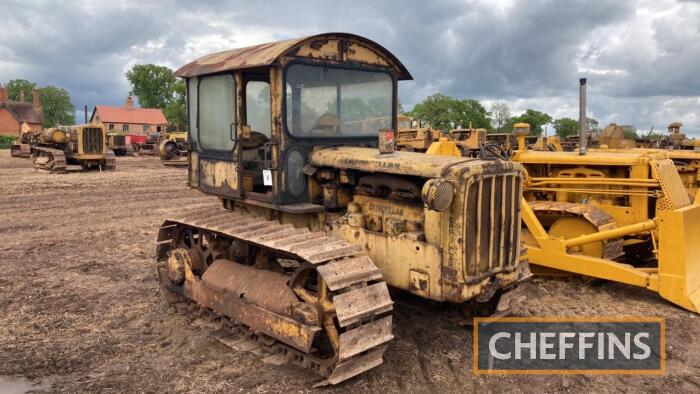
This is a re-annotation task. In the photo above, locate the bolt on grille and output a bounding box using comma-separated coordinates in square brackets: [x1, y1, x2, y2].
[83, 128, 103, 154]
[464, 173, 522, 277]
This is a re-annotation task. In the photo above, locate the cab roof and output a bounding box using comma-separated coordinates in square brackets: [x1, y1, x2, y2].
[174, 32, 412, 80]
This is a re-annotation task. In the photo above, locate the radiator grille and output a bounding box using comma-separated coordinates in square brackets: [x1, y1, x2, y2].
[83, 128, 103, 154]
[464, 173, 522, 277]
[112, 134, 126, 146]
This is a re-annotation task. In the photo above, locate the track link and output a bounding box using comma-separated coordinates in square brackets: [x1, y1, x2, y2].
[33, 147, 66, 173]
[156, 207, 394, 386]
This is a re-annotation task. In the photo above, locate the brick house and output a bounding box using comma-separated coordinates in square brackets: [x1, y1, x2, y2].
[90, 96, 167, 134]
[0, 84, 43, 137]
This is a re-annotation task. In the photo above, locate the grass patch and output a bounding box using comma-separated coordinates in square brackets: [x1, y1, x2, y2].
[0, 135, 17, 149]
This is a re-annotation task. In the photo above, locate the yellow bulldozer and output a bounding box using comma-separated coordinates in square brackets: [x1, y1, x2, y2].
[106, 132, 134, 156]
[590, 122, 700, 196]
[395, 115, 441, 152]
[13, 123, 115, 173]
[157, 125, 189, 167]
[428, 79, 700, 314]
[156, 33, 531, 385]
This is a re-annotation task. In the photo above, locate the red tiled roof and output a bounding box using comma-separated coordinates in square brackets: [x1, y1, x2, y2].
[1, 102, 42, 124]
[92, 105, 167, 125]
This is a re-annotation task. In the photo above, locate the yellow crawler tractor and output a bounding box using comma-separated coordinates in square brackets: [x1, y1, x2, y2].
[156, 33, 530, 385]
[395, 115, 440, 152]
[32, 124, 115, 173]
[428, 79, 700, 313]
[592, 123, 700, 196]
[107, 132, 134, 156]
[158, 126, 189, 167]
[10, 123, 35, 157]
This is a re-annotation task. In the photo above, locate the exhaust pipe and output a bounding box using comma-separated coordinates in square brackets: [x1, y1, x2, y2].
[579, 78, 587, 155]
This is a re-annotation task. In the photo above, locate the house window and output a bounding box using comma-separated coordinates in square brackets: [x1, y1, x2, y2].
[143, 125, 149, 132]
[157, 126, 162, 132]
[108, 124, 114, 130]
[122, 125, 129, 132]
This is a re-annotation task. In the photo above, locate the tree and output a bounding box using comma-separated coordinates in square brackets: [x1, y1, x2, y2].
[552, 117, 579, 138]
[586, 117, 600, 133]
[490, 102, 511, 132]
[7, 79, 36, 101]
[40, 85, 76, 127]
[408, 93, 491, 131]
[621, 125, 639, 139]
[162, 80, 187, 130]
[126, 64, 187, 129]
[508, 109, 552, 135]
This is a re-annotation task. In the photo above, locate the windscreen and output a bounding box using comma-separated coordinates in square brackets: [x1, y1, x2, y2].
[285, 64, 393, 138]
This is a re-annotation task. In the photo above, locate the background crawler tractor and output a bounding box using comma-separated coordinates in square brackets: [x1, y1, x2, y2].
[156, 33, 530, 385]
[20, 123, 115, 173]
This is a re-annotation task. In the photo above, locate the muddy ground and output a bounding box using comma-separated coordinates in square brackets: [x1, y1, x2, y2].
[0, 149, 698, 393]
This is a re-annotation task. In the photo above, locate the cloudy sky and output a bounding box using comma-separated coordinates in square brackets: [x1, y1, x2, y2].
[1, 0, 699, 135]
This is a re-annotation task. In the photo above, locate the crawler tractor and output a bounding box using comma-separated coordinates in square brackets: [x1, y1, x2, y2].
[428, 80, 700, 313]
[156, 33, 530, 385]
[158, 126, 189, 167]
[10, 123, 35, 157]
[107, 132, 134, 156]
[31, 124, 115, 173]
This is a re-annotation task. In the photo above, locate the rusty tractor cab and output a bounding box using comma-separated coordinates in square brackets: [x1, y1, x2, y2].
[159, 33, 529, 385]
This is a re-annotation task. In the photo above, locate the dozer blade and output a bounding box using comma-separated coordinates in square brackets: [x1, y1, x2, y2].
[652, 204, 700, 313]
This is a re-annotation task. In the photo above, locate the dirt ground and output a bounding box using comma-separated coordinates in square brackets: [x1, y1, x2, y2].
[1, 149, 699, 393]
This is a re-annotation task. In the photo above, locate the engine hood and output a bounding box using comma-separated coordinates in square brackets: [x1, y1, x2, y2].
[309, 146, 520, 178]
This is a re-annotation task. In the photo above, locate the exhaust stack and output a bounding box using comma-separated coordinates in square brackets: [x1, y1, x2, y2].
[579, 78, 587, 155]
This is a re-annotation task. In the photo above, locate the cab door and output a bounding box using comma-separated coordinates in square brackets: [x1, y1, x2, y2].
[187, 74, 242, 198]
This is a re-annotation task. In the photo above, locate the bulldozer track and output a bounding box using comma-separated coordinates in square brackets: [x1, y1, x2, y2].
[33, 147, 66, 173]
[528, 201, 624, 260]
[156, 208, 394, 386]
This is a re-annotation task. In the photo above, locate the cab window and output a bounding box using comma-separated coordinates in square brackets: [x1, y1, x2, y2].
[245, 81, 271, 138]
[199, 74, 236, 151]
[187, 77, 198, 144]
[285, 64, 393, 138]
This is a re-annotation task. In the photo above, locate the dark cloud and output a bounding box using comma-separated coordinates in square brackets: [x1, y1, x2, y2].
[0, 0, 697, 134]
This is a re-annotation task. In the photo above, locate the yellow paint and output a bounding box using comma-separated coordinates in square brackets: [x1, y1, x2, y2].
[425, 139, 462, 157]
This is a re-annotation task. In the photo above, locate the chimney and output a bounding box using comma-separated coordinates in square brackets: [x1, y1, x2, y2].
[32, 87, 41, 112]
[19, 90, 25, 102]
[125, 96, 134, 109]
[0, 84, 6, 103]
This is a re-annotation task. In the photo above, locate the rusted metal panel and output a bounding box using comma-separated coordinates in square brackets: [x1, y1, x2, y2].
[333, 282, 393, 327]
[175, 33, 412, 80]
[310, 146, 476, 178]
[201, 259, 297, 316]
[186, 273, 320, 353]
[337, 316, 393, 360]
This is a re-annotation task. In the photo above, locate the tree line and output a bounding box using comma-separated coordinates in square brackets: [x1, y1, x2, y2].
[406, 93, 613, 137]
[4, 80, 76, 127]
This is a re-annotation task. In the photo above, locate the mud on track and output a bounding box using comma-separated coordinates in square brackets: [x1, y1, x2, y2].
[0, 150, 698, 392]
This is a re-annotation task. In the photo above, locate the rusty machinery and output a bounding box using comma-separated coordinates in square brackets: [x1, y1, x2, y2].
[17, 124, 115, 173]
[156, 33, 530, 385]
[591, 122, 700, 196]
[395, 115, 441, 152]
[10, 123, 36, 158]
[107, 132, 134, 156]
[158, 125, 189, 167]
[428, 79, 700, 314]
